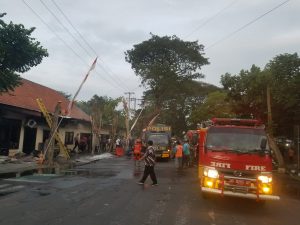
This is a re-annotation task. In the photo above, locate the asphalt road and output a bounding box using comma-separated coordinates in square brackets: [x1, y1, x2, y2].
[0, 156, 300, 225]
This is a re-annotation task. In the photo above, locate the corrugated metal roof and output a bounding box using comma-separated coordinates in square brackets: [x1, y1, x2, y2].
[0, 78, 90, 121]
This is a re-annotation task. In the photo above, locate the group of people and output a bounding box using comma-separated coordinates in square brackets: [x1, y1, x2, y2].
[173, 140, 193, 170]
[136, 138, 196, 187]
[72, 133, 88, 153]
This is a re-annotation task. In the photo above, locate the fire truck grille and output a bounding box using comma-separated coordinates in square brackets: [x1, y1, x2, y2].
[219, 170, 258, 194]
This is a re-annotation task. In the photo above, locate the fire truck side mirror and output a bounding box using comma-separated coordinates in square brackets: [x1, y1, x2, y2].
[260, 138, 267, 150]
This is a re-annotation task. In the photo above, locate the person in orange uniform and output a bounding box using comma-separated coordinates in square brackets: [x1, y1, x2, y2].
[133, 138, 142, 162]
[174, 140, 183, 170]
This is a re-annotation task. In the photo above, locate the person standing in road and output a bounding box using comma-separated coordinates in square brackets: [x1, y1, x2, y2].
[133, 138, 142, 163]
[138, 140, 158, 186]
[174, 140, 183, 170]
[183, 139, 190, 168]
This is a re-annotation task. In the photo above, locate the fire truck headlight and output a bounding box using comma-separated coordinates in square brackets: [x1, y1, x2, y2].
[258, 175, 272, 183]
[262, 186, 271, 194]
[204, 168, 219, 179]
[206, 180, 214, 187]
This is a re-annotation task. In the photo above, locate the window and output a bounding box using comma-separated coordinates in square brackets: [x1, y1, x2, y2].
[65, 132, 74, 145]
[0, 118, 21, 149]
[206, 127, 268, 152]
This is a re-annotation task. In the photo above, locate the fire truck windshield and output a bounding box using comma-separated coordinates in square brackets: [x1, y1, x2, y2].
[206, 127, 268, 153]
[148, 134, 169, 145]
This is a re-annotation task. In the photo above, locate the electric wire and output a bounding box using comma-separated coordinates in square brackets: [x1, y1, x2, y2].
[51, 0, 98, 56]
[39, 0, 94, 59]
[206, 0, 291, 50]
[22, 0, 126, 91]
[184, 0, 239, 39]
[40, 0, 130, 90]
[48, 0, 131, 91]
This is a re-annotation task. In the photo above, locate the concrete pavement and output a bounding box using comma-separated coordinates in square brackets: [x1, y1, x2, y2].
[0, 153, 114, 176]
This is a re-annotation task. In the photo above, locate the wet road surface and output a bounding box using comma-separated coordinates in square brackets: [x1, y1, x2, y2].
[0, 156, 300, 225]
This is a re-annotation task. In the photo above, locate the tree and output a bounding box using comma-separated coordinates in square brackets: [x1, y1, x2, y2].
[189, 91, 234, 125]
[220, 65, 268, 120]
[265, 53, 300, 136]
[0, 13, 48, 93]
[220, 52, 300, 138]
[76, 95, 124, 151]
[125, 34, 209, 112]
[159, 80, 219, 134]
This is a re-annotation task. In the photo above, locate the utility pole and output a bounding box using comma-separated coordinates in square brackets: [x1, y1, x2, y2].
[131, 97, 137, 111]
[46, 101, 61, 165]
[266, 85, 285, 171]
[124, 92, 134, 152]
[124, 92, 135, 118]
[267, 85, 273, 135]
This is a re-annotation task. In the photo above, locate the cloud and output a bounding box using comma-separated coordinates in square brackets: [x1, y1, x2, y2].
[2, 0, 299, 101]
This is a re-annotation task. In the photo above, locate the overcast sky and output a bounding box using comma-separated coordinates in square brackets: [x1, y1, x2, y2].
[1, 0, 299, 104]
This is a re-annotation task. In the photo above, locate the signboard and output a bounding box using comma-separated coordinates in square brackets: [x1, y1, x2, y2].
[146, 126, 171, 132]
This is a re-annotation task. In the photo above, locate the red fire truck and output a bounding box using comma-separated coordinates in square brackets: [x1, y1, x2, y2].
[198, 118, 280, 201]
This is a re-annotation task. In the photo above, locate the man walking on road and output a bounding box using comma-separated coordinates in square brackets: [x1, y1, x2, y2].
[138, 140, 158, 186]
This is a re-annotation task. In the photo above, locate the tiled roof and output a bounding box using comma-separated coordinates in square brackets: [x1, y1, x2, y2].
[0, 78, 90, 121]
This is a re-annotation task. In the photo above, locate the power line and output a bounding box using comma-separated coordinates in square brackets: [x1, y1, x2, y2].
[39, 0, 94, 59]
[22, 0, 126, 92]
[49, 0, 131, 91]
[184, 0, 239, 39]
[206, 0, 291, 50]
[22, 0, 87, 66]
[51, 0, 98, 57]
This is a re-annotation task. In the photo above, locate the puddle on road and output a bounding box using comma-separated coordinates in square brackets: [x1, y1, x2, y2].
[0, 165, 119, 181]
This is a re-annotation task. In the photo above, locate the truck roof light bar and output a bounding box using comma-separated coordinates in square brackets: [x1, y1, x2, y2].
[211, 118, 262, 127]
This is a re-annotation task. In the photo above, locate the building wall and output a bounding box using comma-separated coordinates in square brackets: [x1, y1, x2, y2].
[1, 107, 113, 156]
[1, 112, 92, 155]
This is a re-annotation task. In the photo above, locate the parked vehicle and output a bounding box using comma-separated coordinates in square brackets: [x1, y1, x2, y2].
[142, 124, 172, 159]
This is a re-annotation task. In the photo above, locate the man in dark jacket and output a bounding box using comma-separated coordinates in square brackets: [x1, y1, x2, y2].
[138, 140, 158, 186]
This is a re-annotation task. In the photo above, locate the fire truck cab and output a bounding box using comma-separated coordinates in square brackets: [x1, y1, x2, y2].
[198, 118, 280, 201]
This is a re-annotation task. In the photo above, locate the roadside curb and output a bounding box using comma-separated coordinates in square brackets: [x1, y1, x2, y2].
[0, 153, 115, 177]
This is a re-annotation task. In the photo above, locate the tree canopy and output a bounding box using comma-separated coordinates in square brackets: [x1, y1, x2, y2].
[76, 95, 124, 134]
[0, 13, 48, 93]
[220, 53, 300, 138]
[125, 34, 209, 110]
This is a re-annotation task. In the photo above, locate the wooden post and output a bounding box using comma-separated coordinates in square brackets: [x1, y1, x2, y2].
[266, 85, 285, 171]
[267, 85, 273, 135]
[46, 101, 61, 165]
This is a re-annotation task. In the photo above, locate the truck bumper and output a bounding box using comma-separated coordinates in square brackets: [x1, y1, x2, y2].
[201, 187, 280, 200]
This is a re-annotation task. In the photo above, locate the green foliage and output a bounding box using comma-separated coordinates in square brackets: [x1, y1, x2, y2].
[76, 95, 125, 131]
[133, 81, 219, 136]
[0, 13, 48, 93]
[265, 53, 300, 135]
[58, 91, 71, 100]
[221, 65, 267, 119]
[125, 34, 209, 108]
[189, 91, 234, 124]
[220, 53, 300, 137]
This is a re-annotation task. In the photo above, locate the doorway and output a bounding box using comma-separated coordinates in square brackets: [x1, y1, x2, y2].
[23, 127, 37, 154]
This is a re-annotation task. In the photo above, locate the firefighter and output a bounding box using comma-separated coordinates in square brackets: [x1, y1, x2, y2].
[174, 140, 183, 170]
[133, 138, 142, 162]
